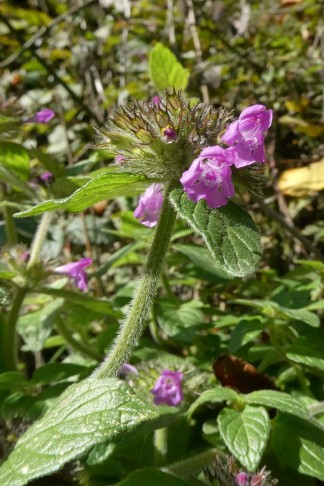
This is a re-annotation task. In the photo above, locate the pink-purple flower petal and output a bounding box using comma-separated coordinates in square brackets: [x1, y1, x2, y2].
[134, 183, 164, 227]
[54, 257, 92, 291]
[151, 370, 183, 406]
[180, 148, 235, 209]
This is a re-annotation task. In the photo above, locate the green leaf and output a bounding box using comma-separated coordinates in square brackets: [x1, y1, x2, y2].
[244, 390, 311, 422]
[14, 173, 150, 218]
[37, 287, 120, 316]
[0, 378, 159, 486]
[187, 387, 239, 418]
[272, 413, 324, 481]
[0, 141, 30, 181]
[157, 299, 205, 342]
[286, 336, 324, 372]
[174, 243, 233, 281]
[217, 405, 271, 471]
[169, 189, 262, 277]
[230, 299, 319, 326]
[31, 363, 89, 385]
[119, 468, 190, 486]
[149, 43, 189, 91]
[229, 318, 266, 352]
[17, 298, 64, 352]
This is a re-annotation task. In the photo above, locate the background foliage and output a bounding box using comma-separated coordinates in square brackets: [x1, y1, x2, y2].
[0, 0, 323, 485]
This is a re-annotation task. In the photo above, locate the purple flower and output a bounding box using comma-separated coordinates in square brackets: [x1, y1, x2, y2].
[222, 104, 272, 167]
[163, 127, 177, 142]
[151, 370, 183, 406]
[134, 183, 164, 227]
[180, 145, 235, 209]
[236, 472, 250, 486]
[54, 257, 93, 291]
[29, 108, 55, 124]
[39, 171, 53, 182]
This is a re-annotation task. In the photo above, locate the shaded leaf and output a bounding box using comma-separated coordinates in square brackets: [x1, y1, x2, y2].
[187, 387, 239, 418]
[119, 467, 190, 486]
[0, 141, 30, 181]
[272, 413, 324, 481]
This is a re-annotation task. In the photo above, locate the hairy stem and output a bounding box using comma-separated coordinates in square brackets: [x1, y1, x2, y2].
[93, 182, 177, 379]
[3, 287, 27, 371]
[27, 212, 52, 269]
[3, 207, 18, 245]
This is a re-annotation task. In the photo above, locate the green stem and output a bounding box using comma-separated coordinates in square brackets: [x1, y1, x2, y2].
[154, 427, 168, 467]
[27, 212, 52, 269]
[56, 316, 101, 361]
[3, 287, 27, 371]
[93, 182, 177, 379]
[3, 207, 18, 245]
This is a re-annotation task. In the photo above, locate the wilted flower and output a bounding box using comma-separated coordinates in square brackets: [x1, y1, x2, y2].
[222, 104, 272, 167]
[54, 258, 93, 291]
[134, 183, 164, 227]
[29, 108, 55, 124]
[151, 369, 183, 406]
[180, 145, 235, 209]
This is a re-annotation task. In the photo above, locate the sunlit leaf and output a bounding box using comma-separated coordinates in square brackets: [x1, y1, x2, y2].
[0, 378, 159, 486]
[169, 189, 262, 277]
[14, 173, 150, 218]
[149, 43, 189, 91]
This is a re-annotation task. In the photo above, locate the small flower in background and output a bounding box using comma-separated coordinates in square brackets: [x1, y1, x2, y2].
[151, 369, 183, 406]
[134, 183, 164, 227]
[54, 257, 93, 292]
[39, 171, 54, 182]
[180, 146, 235, 209]
[236, 471, 250, 486]
[28, 108, 55, 124]
[20, 251, 30, 263]
[221, 104, 272, 167]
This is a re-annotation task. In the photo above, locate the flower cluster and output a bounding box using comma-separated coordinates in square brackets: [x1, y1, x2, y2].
[151, 369, 183, 406]
[133, 104, 272, 226]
